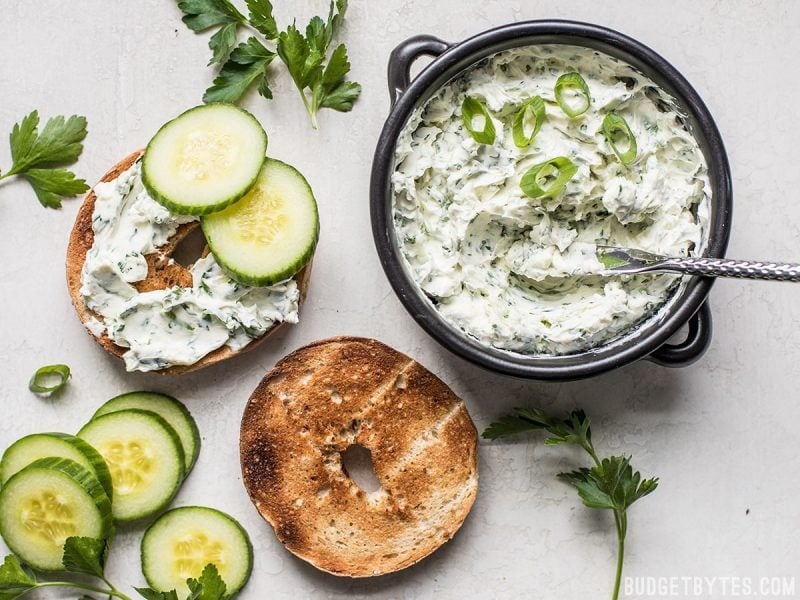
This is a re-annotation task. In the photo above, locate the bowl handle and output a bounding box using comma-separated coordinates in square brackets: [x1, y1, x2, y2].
[648, 302, 712, 367]
[388, 35, 450, 106]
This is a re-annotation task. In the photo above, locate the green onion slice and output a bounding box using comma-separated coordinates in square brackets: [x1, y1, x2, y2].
[513, 96, 546, 148]
[554, 72, 591, 118]
[602, 111, 638, 165]
[29, 364, 71, 395]
[461, 97, 496, 145]
[520, 157, 578, 199]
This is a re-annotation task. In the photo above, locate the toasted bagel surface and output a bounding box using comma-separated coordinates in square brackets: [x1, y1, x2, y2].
[65, 150, 311, 375]
[240, 337, 479, 577]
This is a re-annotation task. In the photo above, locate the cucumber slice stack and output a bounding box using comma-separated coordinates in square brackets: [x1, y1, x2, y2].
[0, 390, 210, 572]
[143, 104, 319, 288]
[0, 458, 112, 571]
[142, 506, 253, 597]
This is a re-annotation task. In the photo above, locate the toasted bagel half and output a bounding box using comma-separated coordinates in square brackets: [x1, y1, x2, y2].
[240, 337, 479, 577]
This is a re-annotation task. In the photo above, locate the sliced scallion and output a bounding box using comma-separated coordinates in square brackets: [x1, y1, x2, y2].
[520, 157, 578, 199]
[602, 111, 638, 165]
[461, 97, 496, 145]
[513, 96, 546, 148]
[554, 72, 591, 118]
[29, 364, 71, 395]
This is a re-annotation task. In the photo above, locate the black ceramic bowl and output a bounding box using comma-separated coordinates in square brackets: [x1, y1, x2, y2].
[370, 20, 732, 380]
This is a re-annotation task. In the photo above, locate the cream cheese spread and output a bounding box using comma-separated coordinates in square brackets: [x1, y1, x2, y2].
[392, 45, 710, 355]
[80, 160, 299, 372]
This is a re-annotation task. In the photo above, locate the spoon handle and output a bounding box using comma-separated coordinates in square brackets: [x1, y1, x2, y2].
[655, 257, 800, 281]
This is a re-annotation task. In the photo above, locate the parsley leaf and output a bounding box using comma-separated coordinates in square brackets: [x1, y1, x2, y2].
[0, 111, 89, 209]
[62, 536, 108, 579]
[0, 555, 37, 600]
[483, 408, 658, 600]
[245, 0, 277, 39]
[565, 455, 658, 512]
[177, 0, 246, 65]
[9, 112, 87, 170]
[177, 0, 244, 31]
[208, 22, 239, 65]
[135, 587, 180, 600]
[483, 408, 593, 452]
[314, 44, 361, 112]
[204, 36, 276, 103]
[24, 169, 89, 209]
[276, 25, 311, 87]
[136, 564, 225, 600]
[186, 564, 227, 600]
[481, 406, 553, 438]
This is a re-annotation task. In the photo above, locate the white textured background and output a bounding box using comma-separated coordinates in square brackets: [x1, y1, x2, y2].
[1, 1, 799, 598]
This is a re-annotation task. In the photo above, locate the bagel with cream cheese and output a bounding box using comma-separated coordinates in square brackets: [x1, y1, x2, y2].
[66, 150, 312, 374]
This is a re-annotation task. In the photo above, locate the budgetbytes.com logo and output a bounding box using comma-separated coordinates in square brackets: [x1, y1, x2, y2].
[624, 576, 797, 597]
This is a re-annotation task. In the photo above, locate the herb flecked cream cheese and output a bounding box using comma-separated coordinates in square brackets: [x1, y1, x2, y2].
[80, 160, 299, 372]
[392, 45, 710, 355]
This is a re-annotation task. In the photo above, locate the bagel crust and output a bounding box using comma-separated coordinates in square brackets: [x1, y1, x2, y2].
[65, 150, 311, 375]
[240, 337, 479, 577]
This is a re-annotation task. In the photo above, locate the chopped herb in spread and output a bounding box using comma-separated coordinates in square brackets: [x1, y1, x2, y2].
[80, 160, 300, 372]
[391, 45, 710, 355]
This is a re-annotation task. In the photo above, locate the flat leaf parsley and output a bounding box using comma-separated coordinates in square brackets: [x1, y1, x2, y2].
[176, 0, 361, 129]
[484, 408, 659, 600]
[0, 111, 89, 208]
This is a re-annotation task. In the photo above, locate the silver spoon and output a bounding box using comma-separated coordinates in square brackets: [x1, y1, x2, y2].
[597, 246, 800, 282]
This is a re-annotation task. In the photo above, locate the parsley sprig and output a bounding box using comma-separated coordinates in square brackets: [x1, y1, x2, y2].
[0, 111, 89, 208]
[0, 536, 228, 600]
[484, 408, 658, 600]
[176, 0, 361, 129]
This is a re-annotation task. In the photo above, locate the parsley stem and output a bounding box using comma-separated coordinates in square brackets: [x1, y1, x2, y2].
[584, 443, 601, 467]
[585, 439, 623, 600]
[33, 581, 133, 600]
[103, 575, 132, 600]
[298, 90, 318, 130]
[1, 163, 23, 179]
[612, 510, 627, 600]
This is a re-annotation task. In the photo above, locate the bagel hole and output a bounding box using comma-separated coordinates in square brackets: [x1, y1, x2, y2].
[340, 444, 381, 493]
[172, 226, 208, 268]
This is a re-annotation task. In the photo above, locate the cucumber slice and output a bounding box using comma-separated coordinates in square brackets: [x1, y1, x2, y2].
[78, 409, 185, 522]
[91, 392, 200, 474]
[0, 457, 112, 571]
[201, 158, 319, 286]
[142, 506, 253, 597]
[142, 104, 268, 216]
[0, 433, 113, 502]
